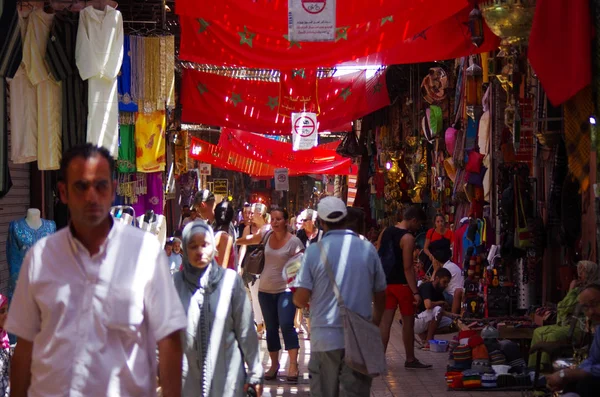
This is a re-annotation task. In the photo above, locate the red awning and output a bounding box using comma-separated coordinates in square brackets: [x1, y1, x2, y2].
[181, 68, 389, 134]
[178, 5, 499, 69]
[188, 134, 357, 177]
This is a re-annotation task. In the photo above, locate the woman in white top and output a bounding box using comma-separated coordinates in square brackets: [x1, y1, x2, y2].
[240, 207, 304, 382]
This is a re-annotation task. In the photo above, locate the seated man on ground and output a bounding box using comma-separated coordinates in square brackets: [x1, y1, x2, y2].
[545, 282, 600, 397]
[431, 244, 464, 314]
[415, 268, 459, 350]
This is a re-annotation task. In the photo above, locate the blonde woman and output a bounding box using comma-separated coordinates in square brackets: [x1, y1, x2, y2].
[237, 203, 271, 336]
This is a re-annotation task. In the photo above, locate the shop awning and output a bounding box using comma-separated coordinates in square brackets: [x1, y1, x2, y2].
[188, 132, 357, 177]
[181, 68, 389, 134]
[178, 4, 499, 69]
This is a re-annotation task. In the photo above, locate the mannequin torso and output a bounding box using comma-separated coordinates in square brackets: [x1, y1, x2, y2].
[25, 208, 42, 230]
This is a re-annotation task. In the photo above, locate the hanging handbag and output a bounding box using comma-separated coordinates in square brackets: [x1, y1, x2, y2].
[318, 243, 386, 377]
[242, 231, 273, 275]
[336, 130, 363, 158]
[514, 180, 534, 249]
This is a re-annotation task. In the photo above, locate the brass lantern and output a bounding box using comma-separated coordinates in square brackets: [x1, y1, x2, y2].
[480, 0, 537, 46]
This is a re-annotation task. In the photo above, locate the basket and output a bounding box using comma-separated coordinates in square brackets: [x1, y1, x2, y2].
[429, 339, 449, 352]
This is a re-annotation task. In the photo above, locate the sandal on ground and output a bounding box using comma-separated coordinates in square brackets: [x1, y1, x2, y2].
[421, 343, 431, 351]
[414, 337, 425, 348]
[286, 367, 299, 383]
[404, 359, 432, 369]
[264, 365, 280, 380]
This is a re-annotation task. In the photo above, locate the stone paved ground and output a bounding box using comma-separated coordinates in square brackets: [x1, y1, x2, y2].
[259, 314, 524, 397]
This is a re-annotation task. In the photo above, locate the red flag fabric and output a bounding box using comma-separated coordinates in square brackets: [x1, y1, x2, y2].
[279, 69, 319, 115]
[528, 0, 592, 106]
[181, 68, 389, 134]
[178, 5, 499, 69]
[176, 0, 468, 38]
[188, 135, 356, 177]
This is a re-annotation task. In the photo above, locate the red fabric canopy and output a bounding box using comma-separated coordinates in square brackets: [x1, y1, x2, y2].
[181, 68, 389, 134]
[528, 0, 591, 106]
[176, 0, 468, 38]
[178, 5, 499, 69]
[188, 135, 356, 177]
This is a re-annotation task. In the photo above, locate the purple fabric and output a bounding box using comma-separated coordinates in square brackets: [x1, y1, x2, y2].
[132, 173, 164, 215]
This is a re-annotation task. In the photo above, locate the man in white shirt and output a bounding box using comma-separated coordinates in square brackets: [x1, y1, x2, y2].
[432, 246, 464, 314]
[6, 144, 187, 397]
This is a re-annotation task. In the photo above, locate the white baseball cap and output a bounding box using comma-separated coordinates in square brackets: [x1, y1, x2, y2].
[317, 196, 348, 223]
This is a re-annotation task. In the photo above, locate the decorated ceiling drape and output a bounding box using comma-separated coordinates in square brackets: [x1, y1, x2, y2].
[188, 134, 357, 177]
[181, 68, 389, 134]
[176, 0, 468, 35]
[178, 5, 499, 69]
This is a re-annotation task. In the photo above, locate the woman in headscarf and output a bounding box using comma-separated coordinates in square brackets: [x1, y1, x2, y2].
[173, 221, 263, 397]
[0, 294, 10, 397]
[528, 260, 600, 370]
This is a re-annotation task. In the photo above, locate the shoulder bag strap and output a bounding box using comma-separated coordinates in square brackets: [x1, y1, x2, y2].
[318, 242, 346, 309]
[259, 230, 272, 246]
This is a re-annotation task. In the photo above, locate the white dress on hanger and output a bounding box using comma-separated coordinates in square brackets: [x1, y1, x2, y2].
[8, 8, 37, 164]
[137, 214, 167, 248]
[23, 8, 62, 170]
[75, 5, 123, 158]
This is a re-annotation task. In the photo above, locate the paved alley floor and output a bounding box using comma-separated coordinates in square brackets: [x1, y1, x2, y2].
[259, 315, 523, 397]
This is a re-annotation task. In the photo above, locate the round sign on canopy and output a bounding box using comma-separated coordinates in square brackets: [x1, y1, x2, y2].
[294, 114, 317, 138]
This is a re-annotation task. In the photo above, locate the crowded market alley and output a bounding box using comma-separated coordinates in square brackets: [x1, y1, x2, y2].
[1, 0, 600, 396]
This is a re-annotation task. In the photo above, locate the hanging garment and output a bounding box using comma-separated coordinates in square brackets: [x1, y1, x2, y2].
[45, 10, 87, 152]
[75, 5, 123, 157]
[6, 218, 56, 299]
[118, 35, 137, 112]
[0, 0, 19, 198]
[117, 124, 136, 173]
[8, 8, 37, 164]
[24, 8, 62, 170]
[135, 111, 166, 172]
[174, 130, 189, 175]
[132, 172, 164, 216]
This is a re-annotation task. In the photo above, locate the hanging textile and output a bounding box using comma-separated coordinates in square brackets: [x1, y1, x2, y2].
[174, 130, 189, 176]
[9, 8, 37, 165]
[118, 35, 138, 112]
[563, 85, 592, 192]
[178, 5, 499, 69]
[528, 0, 592, 106]
[131, 172, 164, 216]
[130, 35, 175, 113]
[117, 124, 136, 173]
[189, 136, 356, 177]
[25, 8, 62, 170]
[135, 111, 166, 173]
[0, 0, 19, 197]
[181, 68, 389, 134]
[76, 5, 124, 158]
[46, 10, 88, 153]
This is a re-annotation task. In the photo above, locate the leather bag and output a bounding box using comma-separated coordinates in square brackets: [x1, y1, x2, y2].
[243, 231, 272, 275]
[318, 243, 386, 377]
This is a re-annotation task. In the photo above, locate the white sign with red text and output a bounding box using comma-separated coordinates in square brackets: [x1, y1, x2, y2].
[292, 112, 319, 151]
[274, 168, 290, 191]
[288, 0, 335, 42]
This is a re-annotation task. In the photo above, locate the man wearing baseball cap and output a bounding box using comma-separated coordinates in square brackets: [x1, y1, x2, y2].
[294, 196, 387, 396]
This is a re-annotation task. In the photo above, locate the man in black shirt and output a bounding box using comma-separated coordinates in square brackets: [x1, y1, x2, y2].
[414, 268, 458, 351]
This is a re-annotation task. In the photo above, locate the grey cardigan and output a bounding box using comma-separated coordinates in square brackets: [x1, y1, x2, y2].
[174, 264, 263, 397]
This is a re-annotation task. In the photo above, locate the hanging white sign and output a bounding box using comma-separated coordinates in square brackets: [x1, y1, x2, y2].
[288, 0, 336, 42]
[198, 163, 212, 176]
[292, 112, 319, 151]
[274, 168, 290, 191]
